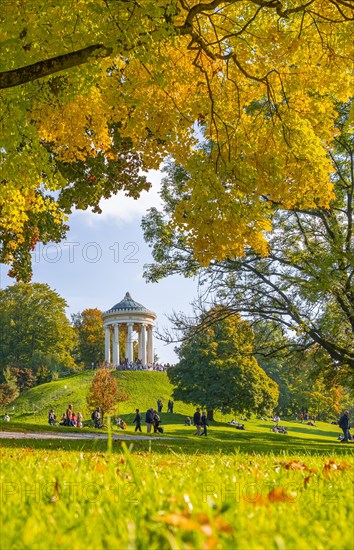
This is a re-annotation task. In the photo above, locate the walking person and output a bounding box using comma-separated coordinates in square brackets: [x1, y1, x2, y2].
[338, 410, 350, 442]
[133, 408, 142, 432]
[145, 408, 154, 433]
[193, 408, 202, 436]
[200, 411, 208, 436]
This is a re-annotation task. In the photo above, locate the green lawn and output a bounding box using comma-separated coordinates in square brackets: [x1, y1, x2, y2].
[1, 371, 353, 549]
[7, 370, 192, 424]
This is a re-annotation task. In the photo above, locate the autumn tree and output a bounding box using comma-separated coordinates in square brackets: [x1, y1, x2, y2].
[0, 283, 75, 378]
[169, 309, 279, 420]
[8, 367, 37, 393]
[0, 1, 353, 279]
[143, 104, 354, 381]
[86, 369, 129, 423]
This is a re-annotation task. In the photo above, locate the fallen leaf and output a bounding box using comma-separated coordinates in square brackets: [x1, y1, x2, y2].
[277, 460, 307, 471]
[266, 487, 298, 504]
[154, 513, 201, 532]
[214, 516, 233, 535]
[202, 535, 219, 550]
[338, 461, 352, 470]
[304, 476, 311, 486]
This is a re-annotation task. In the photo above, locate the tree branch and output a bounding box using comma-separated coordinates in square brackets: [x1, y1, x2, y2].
[0, 44, 113, 90]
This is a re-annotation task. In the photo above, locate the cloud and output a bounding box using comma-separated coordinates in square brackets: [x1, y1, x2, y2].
[71, 170, 163, 226]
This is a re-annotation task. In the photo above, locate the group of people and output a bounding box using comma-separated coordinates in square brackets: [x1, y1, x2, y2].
[46, 399, 351, 443]
[192, 408, 209, 436]
[156, 398, 174, 413]
[144, 408, 164, 434]
[56, 405, 83, 427]
[271, 425, 288, 434]
[228, 419, 245, 430]
[46, 405, 84, 428]
[296, 412, 317, 424]
[269, 415, 287, 433]
[97, 361, 170, 372]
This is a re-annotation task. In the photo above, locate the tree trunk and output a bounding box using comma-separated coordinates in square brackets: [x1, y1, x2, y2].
[207, 409, 214, 421]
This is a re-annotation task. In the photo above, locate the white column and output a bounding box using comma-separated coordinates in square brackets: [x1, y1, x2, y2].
[105, 326, 111, 363]
[127, 323, 133, 362]
[125, 328, 129, 360]
[138, 325, 142, 360]
[113, 323, 119, 366]
[147, 325, 154, 364]
[141, 324, 147, 365]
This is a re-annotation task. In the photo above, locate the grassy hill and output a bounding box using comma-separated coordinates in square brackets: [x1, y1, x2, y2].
[8, 370, 193, 424]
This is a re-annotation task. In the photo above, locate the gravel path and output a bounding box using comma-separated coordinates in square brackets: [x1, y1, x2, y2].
[0, 430, 172, 441]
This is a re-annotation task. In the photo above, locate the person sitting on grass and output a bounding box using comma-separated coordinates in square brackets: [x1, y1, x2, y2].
[92, 408, 101, 429]
[48, 409, 56, 426]
[272, 425, 288, 434]
[71, 413, 77, 427]
[59, 413, 66, 426]
[77, 412, 83, 428]
[184, 417, 191, 426]
[229, 419, 245, 429]
[115, 416, 122, 429]
[3, 413, 10, 422]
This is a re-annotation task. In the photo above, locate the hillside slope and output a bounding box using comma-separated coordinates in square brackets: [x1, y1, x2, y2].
[8, 370, 192, 423]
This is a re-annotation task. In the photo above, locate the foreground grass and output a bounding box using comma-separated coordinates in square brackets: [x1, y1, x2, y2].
[1, 440, 353, 550]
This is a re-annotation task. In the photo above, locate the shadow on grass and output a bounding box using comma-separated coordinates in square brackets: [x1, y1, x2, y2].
[284, 425, 341, 438]
[0, 433, 352, 457]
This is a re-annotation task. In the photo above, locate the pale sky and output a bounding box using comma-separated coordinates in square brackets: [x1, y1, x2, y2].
[0, 171, 199, 363]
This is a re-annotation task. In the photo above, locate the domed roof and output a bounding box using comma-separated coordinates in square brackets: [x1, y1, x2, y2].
[109, 292, 149, 313]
